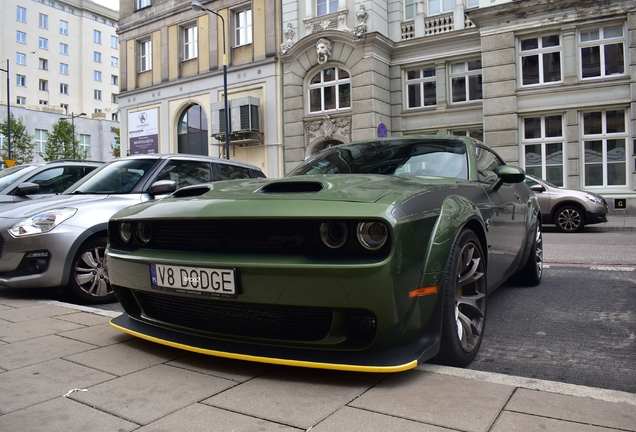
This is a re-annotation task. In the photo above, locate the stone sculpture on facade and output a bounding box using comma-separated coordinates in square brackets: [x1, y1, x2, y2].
[280, 23, 295, 54]
[316, 38, 333, 64]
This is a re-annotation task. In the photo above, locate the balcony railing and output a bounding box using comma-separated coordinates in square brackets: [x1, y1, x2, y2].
[401, 14, 475, 40]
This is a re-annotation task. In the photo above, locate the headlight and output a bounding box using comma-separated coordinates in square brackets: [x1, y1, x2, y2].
[357, 222, 388, 250]
[9, 208, 77, 237]
[319, 222, 348, 249]
[135, 222, 152, 244]
[118, 222, 133, 243]
[584, 193, 603, 204]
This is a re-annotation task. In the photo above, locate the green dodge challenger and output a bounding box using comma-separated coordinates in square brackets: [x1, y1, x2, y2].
[107, 136, 543, 372]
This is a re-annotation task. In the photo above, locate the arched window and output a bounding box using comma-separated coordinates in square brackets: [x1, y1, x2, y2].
[177, 104, 209, 155]
[308, 67, 351, 113]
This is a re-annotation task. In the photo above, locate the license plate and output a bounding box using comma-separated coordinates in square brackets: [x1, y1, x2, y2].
[150, 263, 236, 297]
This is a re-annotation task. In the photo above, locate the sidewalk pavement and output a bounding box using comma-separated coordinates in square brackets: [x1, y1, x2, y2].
[585, 214, 636, 231]
[0, 293, 634, 432]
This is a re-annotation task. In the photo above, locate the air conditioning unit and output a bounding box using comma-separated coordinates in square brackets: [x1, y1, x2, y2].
[210, 101, 228, 136]
[230, 97, 260, 134]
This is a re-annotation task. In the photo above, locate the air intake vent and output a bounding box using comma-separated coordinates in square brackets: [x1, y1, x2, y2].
[171, 185, 212, 198]
[259, 182, 324, 194]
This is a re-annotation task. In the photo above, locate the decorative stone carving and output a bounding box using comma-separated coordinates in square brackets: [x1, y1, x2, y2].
[354, 5, 368, 37]
[280, 23, 295, 54]
[316, 38, 333, 64]
[305, 115, 352, 142]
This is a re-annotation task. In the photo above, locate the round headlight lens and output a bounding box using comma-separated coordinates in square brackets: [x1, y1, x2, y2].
[136, 222, 152, 244]
[357, 222, 388, 250]
[319, 222, 348, 249]
[118, 222, 133, 243]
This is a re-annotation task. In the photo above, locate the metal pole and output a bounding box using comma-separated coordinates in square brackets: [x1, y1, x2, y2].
[0, 60, 10, 161]
[71, 113, 75, 159]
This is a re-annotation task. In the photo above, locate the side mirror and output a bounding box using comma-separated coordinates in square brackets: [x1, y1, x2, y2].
[493, 165, 525, 191]
[14, 182, 40, 196]
[530, 184, 545, 193]
[148, 180, 177, 196]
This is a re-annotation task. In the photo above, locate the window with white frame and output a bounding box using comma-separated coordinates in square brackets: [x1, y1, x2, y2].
[17, 6, 26, 22]
[39, 100, 48, 105]
[16, 75, 26, 86]
[94, 89, 102, 100]
[60, 103, 68, 113]
[60, 43, 68, 55]
[406, 67, 437, 108]
[60, 20, 68, 35]
[111, 35, 118, 49]
[111, 75, 118, 85]
[39, 13, 48, 28]
[39, 79, 48, 91]
[16, 96, 26, 105]
[17, 31, 26, 44]
[583, 109, 627, 187]
[94, 51, 102, 62]
[111, 94, 116, 103]
[60, 63, 68, 74]
[317, 0, 337, 16]
[111, 56, 118, 67]
[451, 129, 483, 142]
[520, 34, 561, 86]
[35, 129, 48, 153]
[60, 83, 68, 94]
[139, 39, 152, 72]
[135, 0, 151, 10]
[94, 30, 101, 44]
[79, 134, 91, 155]
[182, 24, 198, 60]
[39, 58, 48, 70]
[16, 53, 26, 65]
[112, 112, 119, 121]
[522, 115, 564, 186]
[428, 0, 453, 15]
[579, 24, 625, 79]
[234, 9, 252, 46]
[39, 37, 48, 50]
[466, 0, 479, 8]
[405, 0, 415, 20]
[450, 60, 482, 103]
[94, 70, 102, 81]
[309, 67, 351, 113]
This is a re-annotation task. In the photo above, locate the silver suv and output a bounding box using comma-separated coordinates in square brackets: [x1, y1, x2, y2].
[0, 154, 265, 304]
[524, 175, 608, 233]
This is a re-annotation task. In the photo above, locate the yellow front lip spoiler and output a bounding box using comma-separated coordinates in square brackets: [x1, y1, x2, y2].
[110, 319, 418, 373]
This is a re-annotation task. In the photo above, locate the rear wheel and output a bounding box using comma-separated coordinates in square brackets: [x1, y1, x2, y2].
[66, 237, 115, 304]
[555, 205, 585, 233]
[434, 229, 487, 367]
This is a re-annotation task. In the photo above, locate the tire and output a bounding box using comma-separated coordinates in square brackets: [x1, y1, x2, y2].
[518, 220, 543, 286]
[554, 205, 585, 233]
[66, 237, 115, 304]
[433, 229, 487, 367]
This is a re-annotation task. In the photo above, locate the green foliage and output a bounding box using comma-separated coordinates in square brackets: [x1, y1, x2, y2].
[43, 119, 88, 161]
[111, 127, 121, 158]
[0, 114, 35, 164]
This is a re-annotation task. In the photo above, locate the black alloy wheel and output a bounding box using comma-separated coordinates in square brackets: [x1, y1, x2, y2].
[555, 205, 585, 233]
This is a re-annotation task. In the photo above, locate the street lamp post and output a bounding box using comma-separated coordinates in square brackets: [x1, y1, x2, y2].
[191, 0, 230, 160]
[68, 112, 86, 159]
[0, 60, 11, 161]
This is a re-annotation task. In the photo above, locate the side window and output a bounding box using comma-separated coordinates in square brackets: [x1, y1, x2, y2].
[156, 160, 212, 190]
[215, 164, 251, 180]
[27, 166, 88, 194]
[475, 146, 503, 184]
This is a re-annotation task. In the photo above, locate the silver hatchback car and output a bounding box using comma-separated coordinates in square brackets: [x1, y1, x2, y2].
[524, 175, 608, 233]
[0, 154, 265, 304]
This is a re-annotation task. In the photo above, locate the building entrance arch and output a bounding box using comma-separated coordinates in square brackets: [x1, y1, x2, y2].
[177, 104, 209, 155]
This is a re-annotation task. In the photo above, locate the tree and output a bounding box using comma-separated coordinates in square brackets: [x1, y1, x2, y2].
[0, 114, 35, 164]
[43, 119, 88, 161]
[111, 127, 121, 158]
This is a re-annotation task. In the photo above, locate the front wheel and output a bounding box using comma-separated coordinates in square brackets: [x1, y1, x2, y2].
[518, 221, 543, 286]
[433, 229, 487, 367]
[66, 237, 115, 304]
[555, 205, 585, 233]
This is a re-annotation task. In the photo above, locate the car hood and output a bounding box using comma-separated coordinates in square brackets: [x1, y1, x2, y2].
[113, 175, 464, 220]
[0, 194, 142, 221]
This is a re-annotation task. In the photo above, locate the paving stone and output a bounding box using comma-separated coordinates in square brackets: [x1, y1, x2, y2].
[70, 364, 236, 425]
[54, 311, 112, 326]
[311, 406, 456, 431]
[167, 352, 273, 382]
[59, 322, 134, 347]
[350, 369, 514, 432]
[0, 317, 83, 343]
[0, 396, 138, 432]
[491, 411, 620, 432]
[0, 304, 75, 323]
[0, 334, 96, 370]
[204, 368, 374, 430]
[506, 388, 636, 431]
[135, 403, 300, 431]
[0, 359, 115, 413]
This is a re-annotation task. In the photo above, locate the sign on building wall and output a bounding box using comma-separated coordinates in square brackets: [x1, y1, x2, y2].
[129, 109, 159, 154]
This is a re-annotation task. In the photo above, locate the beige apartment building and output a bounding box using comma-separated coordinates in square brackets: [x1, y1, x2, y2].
[116, 0, 282, 178]
[0, 0, 120, 162]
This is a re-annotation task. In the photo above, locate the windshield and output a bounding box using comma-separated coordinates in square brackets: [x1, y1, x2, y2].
[289, 139, 468, 180]
[65, 159, 157, 194]
[0, 165, 40, 189]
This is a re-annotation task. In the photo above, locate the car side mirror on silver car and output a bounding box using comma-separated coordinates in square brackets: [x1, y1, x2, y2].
[14, 182, 40, 196]
[148, 180, 177, 196]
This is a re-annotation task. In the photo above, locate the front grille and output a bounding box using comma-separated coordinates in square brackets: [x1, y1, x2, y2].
[137, 292, 333, 342]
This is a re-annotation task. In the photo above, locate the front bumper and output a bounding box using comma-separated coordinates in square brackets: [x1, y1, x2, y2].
[585, 209, 608, 225]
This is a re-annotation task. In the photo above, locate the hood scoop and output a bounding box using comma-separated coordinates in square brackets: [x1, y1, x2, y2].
[259, 181, 324, 194]
[171, 185, 212, 198]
